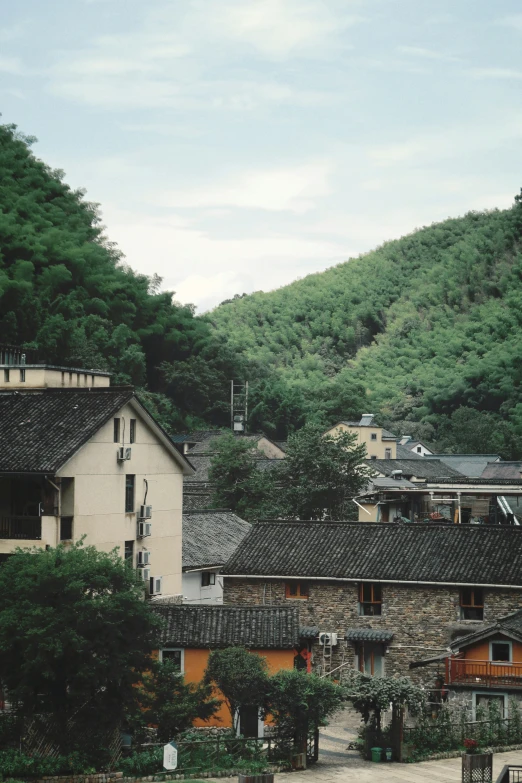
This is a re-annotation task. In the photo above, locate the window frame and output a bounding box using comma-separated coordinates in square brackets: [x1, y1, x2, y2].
[159, 648, 184, 673]
[460, 587, 484, 621]
[201, 571, 216, 587]
[124, 540, 134, 567]
[359, 582, 383, 616]
[384, 448, 392, 459]
[490, 640, 512, 664]
[3, 369, 9, 383]
[285, 581, 309, 600]
[114, 417, 121, 443]
[370, 433, 378, 441]
[473, 692, 508, 721]
[125, 474, 135, 513]
[130, 418, 137, 444]
[19, 369, 25, 383]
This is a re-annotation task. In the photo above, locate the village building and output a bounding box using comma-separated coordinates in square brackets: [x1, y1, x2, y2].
[182, 510, 251, 604]
[398, 436, 434, 457]
[151, 604, 316, 736]
[221, 521, 522, 689]
[324, 414, 397, 460]
[0, 357, 193, 599]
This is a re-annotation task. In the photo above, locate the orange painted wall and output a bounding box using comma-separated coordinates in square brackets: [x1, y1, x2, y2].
[183, 648, 295, 728]
[463, 635, 522, 662]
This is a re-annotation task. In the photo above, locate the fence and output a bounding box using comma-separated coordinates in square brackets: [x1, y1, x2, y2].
[496, 766, 522, 783]
[403, 716, 521, 758]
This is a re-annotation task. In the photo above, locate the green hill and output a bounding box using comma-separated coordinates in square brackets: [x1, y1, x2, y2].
[0, 122, 240, 431]
[210, 201, 522, 456]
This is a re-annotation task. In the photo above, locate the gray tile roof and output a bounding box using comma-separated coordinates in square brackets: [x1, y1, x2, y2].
[0, 387, 134, 473]
[481, 462, 522, 480]
[183, 510, 252, 569]
[396, 444, 423, 459]
[451, 609, 522, 652]
[152, 604, 302, 648]
[222, 521, 522, 586]
[431, 454, 502, 478]
[300, 625, 320, 639]
[345, 629, 394, 642]
[366, 458, 463, 480]
[184, 454, 284, 484]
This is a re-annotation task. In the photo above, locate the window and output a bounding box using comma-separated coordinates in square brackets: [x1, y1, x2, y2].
[125, 475, 135, 513]
[69, 371, 73, 385]
[371, 455, 377, 460]
[385, 448, 392, 459]
[359, 583, 382, 616]
[417, 446, 422, 453]
[491, 641, 511, 663]
[3, 369, 9, 382]
[356, 642, 385, 676]
[76, 373, 80, 386]
[130, 418, 136, 444]
[19, 369, 25, 382]
[114, 418, 121, 443]
[160, 648, 184, 672]
[124, 540, 134, 567]
[84, 373, 88, 386]
[460, 588, 484, 621]
[60, 517, 73, 540]
[371, 433, 377, 441]
[285, 581, 309, 599]
[201, 571, 216, 587]
[474, 693, 507, 720]
[61, 371, 65, 386]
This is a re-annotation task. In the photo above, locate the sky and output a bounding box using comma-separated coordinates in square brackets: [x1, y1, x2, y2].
[2, 0, 522, 311]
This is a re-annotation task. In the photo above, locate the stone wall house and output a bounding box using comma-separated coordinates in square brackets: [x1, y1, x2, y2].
[221, 521, 522, 689]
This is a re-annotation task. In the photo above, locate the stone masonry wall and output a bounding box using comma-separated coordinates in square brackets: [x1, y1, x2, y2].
[223, 578, 522, 687]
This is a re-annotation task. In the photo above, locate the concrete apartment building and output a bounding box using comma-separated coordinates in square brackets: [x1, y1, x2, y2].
[0, 358, 193, 599]
[324, 414, 398, 460]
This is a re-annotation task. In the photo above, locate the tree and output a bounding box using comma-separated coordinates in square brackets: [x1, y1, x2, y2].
[343, 671, 425, 733]
[203, 648, 269, 732]
[208, 433, 280, 521]
[0, 542, 161, 759]
[130, 658, 219, 743]
[267, 670, 343, 749]
[277, 423, 371, 519]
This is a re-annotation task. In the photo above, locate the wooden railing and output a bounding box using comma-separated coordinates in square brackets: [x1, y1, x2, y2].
[0, 516, 41, 540]
[496, 765, 522, 783]
[447, 657, 522, 688]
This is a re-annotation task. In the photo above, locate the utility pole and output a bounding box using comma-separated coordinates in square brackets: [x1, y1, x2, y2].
[230, 380, 248, 435]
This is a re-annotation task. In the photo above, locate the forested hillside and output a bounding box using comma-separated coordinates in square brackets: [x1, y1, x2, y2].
[211, 200, 522, 457]
[0, 123, 241, 431]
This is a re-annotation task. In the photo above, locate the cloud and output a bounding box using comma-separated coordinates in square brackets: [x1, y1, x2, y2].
[0, 56, 22, 74]
[468, 67, 522, 81]
[397, 45, 461, 63]
[496, 15, 522, 32]
[166, 162, 332, 213]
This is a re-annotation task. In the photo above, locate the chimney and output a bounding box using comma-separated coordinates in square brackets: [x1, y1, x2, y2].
[400, 435, 412, 445]
[359, 414, 374, 426]
[391, 469, 403, 481]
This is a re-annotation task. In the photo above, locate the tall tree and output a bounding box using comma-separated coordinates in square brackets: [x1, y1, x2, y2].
[204, 647, 269, 732]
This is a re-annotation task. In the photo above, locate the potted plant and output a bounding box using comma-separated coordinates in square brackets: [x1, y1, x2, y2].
[462, 738, 493, 783]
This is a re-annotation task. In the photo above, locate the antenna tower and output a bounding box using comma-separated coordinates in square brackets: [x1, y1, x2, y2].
[230, 380, 248, 435]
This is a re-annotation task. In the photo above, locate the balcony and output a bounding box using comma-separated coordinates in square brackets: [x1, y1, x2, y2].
[446, 657, 522, 689]
[0, 516, 42, 540]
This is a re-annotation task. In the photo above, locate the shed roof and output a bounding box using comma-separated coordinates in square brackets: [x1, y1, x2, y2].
[431, 454, 501, 478]
[450, 609, 522, 652]
[481, 462, 522, 480]
[345, 629, 394, 642]
[222, 521, 522, 587]
[182, 510, 251, 569]
[152, 604, 302, 648]
[366, 458, 463, 480]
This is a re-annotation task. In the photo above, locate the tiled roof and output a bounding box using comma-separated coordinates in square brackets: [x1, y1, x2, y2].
[366, 458, 463, 479]
[345, 629, 394, 642]
[172, 430, 222, 444]
[184, 454, 284, 484]
[222, 521, 522, 586]
[300, 625, 320, 639]
[183, 510, 251, 569]
[152, 604, 302, 648]
[481, 462, 522, 480]
[0, 387, 134, 473]
[432, 454, 502, 478]
[396, 444, 423, 459]
[451, 609, 522, 652]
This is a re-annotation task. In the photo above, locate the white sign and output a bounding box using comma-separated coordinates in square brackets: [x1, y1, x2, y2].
[163, 741, 178, 770]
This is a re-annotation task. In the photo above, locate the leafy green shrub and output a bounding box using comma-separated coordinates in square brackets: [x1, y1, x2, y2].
[0, 749, 94, 777]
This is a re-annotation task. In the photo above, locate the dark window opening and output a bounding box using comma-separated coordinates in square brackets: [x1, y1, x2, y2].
[124, 540, 134, 566]
[125, 475, 135, 513]
[460, 588, 484, 620]
[114, 418, 121, 443]
[491, 642, 511, 662]
[19, 369, 25, 382]
[60, 517, 73, 540]
[4, 369, 9, 382]
[385, 448, 392, 459]
[130, 419, 136, 444]
[161, 649, 182, 671]
[371, 433, 377, 441]
[359, 582, 382, 616]
[201, 571, 216, 587]
[285, 581, 309, 599]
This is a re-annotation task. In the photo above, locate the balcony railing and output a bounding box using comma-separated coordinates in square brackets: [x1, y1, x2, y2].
[447, 657, 522, 688]
[0, 516, 42, 540]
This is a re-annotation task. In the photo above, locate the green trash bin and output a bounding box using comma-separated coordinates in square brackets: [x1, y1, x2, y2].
[371, 747, 382, 763]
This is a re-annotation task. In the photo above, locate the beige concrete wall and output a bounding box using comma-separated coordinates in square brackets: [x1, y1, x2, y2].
[358, 503, 379, 522]
[0, 366, 110, 389]
[57, 402, 183, 596]
[326, 423, 397, 459]
[256, 437, 286, 459]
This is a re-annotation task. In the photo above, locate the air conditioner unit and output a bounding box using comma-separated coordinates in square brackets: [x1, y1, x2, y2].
[149, 575, 162, 596]
[138, 521, 152, 538]
[138, 504, 152, 520]
[137, 550, 150, 567]
[140, 567, 150, 583]
[319, 632, 338, 646]
[117, 447, 132, 461]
